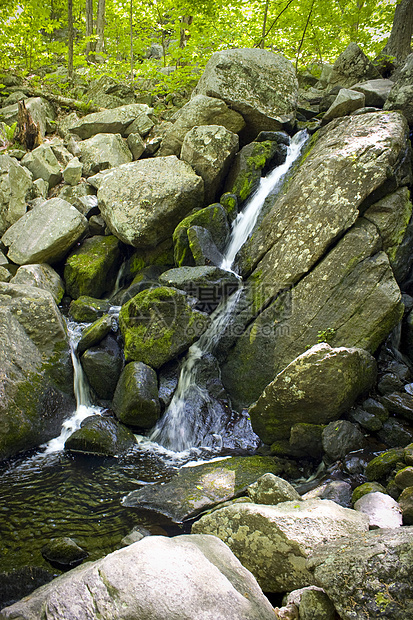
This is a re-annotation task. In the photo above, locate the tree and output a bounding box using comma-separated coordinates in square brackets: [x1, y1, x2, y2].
[378, 0, 413, 69]
[68, 0, 74, 79]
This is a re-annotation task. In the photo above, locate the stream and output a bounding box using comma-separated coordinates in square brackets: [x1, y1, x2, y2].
[0, 131, 309, 607]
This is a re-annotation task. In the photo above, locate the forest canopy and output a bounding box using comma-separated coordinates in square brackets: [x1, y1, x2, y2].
[0, 0, 405, 96]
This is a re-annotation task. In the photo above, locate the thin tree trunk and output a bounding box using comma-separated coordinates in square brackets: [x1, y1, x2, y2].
[260, 0, 270, 49]
[295, 0, 315, 71]
[95, 0, 105, 61]
[68, 0, 74, 80]
[85, 0, 95, 62]
[254, 0, 295, 48]
[179, 15, 193, 48]
[379, 0, 413, 67]
[130, 0, 134, 81]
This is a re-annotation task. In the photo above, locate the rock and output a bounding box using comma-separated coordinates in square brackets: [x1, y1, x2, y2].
[122, 455, 283, 522]
[354, 491, 403, 528]
[307, 527, 413, 619]
[41, 537, 88, 570]
[192, 48, 298, 140]
[113, 361, 160, 429]
[404, 443, 413, 465]
[248, 344, 376, 444]
[69, 296, 111, 322]
[352, 481, 387, 504]
[21, 144, 61, 188]
[192, 499, 369, 592]
[0, 266, 11, 282]
[65, 414, 136, 456]
[349, 406, 383, 432]
[119, 286, 210, 368]
[289, 423, 324, 459]
[0, 535, 276, 620]
[2, 197, 88, 265]
[85, 76, 137, 109]
[381, 392, 413, 422]
[352, 79, 394, 107]
[322, 88, 365, 123]
[10, 263, 65, 303]
[0, 154, 33, 236]
[63, 156, 82, 186]
[0, 97, 55, 138]
[77, 314, 113, 354]
[246, 473, 301, 504]
[68, 103, 153, 139]
[157, 94, 245, 157]
[384, 53, 413, 125]
[0, 566, 55, 611]
[327, 42, 381, 89]
[173, 203, 229, 267]
[365, 448, 405, 481]
[395, 466, 413, 489]
[180, 125, 239, 204]
[302, 481, 353, 508]
[376, 418, 413, 448]
[120, 525, 152, 547]
[378, 373, 404, 394]
[322, 420, 365, 460]
[126, 132, 145, 160]
[97, 157, 204, 248]
[398, 487, 413, 523]
[64, 235, 122, 300]
[0, 283, 73, 460]
[284, 587, 335, 620]
[78, 133, 132, 177]
[187, 226, 224, 267]
[29, 177, 48, 202]
[58, 182, 97, 213]
[81, 335, 123, 400]
[49, 138, 74, 167]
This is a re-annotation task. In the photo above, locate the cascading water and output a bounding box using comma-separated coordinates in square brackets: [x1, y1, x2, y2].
[150, 130, 308, 452]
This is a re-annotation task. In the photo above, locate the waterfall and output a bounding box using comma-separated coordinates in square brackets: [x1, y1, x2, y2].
[150, 130, 308, 452]
[44, 321, 103, 453]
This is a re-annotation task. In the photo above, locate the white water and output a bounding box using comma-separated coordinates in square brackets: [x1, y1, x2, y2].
[44, 321, 103, 454]
[150, 130, 308, 451]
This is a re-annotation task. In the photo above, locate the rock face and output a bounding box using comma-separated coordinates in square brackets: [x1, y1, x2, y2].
[248, 344, 376, 444]
[0, 154, 32, 235]
[222, 111, 408, 408]
[192, 499, 369, 592]
[0, 535, 276, 620]
[307, 527, 413, 619]
[192, 48, 298, 139]
[384, 53, 413, 125]
[97, 157, 204, 248]
[1, 198, 88, 265]
[0, 283, 73, 460]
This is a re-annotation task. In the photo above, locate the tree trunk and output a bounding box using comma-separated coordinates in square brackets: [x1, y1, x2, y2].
[16, 100, 42, 151]
[179, 15, 193, 49]
[378, 0, 413, 71]
[85, 0, 95, 62]
[130, 0, 134, 81]
[95, 0, 105, 62]
[68, 0, 74, 80]
[260, 0, 270, 48]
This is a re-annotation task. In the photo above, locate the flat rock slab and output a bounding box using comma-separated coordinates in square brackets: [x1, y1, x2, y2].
[122, 456, 283, 522]
[68, 103, 153, 139]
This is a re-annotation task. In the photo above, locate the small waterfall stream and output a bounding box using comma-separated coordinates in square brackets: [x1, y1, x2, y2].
[150, 130, 308, 452]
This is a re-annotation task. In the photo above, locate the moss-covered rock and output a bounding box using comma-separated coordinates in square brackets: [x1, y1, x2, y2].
[80, 335, 123, 400]
[64, 235, 122, 300]
[351, 481, 387, 505]
[41, 537, 88, 570]
[394, 466, 413, 490]
[77, 314, 113, 354]
[113, 361, 160, 429]
[64, 415, 136, 456]
[69, 296, 111, 322]
[365, 448, 405, 482]
[398, 487, 413, 524]
[119, 286, 210, 368]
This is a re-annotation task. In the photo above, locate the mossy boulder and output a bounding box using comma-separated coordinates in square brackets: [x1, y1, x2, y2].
[351, 481, 387, 505]
[398, 487, 413, 524]
[80, 335, 123, 400]
[64, 415, 136, 456]
[113, 361, 160, 429]
[69, 296, 111, 322]
[77, 314, 113, 354]
[365, 448, 405, 482]
[41, 537, 88, 570]
[64, 235, 122, 300]
[119, 286, 210, 368]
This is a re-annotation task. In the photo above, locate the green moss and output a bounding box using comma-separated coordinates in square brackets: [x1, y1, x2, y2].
[351, 481, 386, 504]
[365, 448, 405, 482]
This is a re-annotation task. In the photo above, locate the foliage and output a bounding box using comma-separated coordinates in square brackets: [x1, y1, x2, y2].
[0, 0, 400, 100]
[317, 327, 336, 344]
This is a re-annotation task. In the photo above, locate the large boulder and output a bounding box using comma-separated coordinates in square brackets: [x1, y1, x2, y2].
[78, 133, 132, 177]
[0, 283, 73, 461]
[0, 154, 33, 235]
[65, 415, 136, 456]
[322, 88, 365, 123]
[97, 157, 204, 248]
[80, 335, 123, 400]
[352, 79, 394, 107]
[307, 527, 413, 619]
[118, 286, 210, 368]
[1, 198, 88, 265]
[192, 48, 298, 140]
[248, 344, 376, 444]
[113, 361, 160, 429]
[0, 535, 275, 620]
[68, 103, 154, 139]
[157, 94, 245, 157]
[192, 499, 369, 593]
[11, 263, 65, 304]
[180, 125, 239, 204]
[327, 42, 381, 89]
[21, 144, 62, 188]
[384, 53, 413, 125]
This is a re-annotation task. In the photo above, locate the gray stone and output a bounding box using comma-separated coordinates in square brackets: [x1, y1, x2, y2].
[0, 97, 55, 138]
[349, 406, 383, 432]
[21, 144, 62, 188]
[354, 491, 403, 529]
[157, 94, 245, 157]
[181, 125, 239, 204]
[65, 414, 136, 456]
[113, 361, 160, 429]
[11, 263, 65, 303]
[399, 487, 413, 524]
[187, 225, 224, 267]
[322, 88, 365, 123]
[322, 420, 365, 460]
[247, 473, 301, 504]
[124, 113, 154, 137]
[78, 133, 132, 177]
[193, 48, 298, 140]
[352, 79, 394, 107]
[248, 344, 376, 444]
[376, 418, 413, 448]
[2, 197, 88, 265]
[384, 53, 413, 124]
[192, 499, 369, 592]
[30, 178, 48, 201]
[63, 156, 82, 185]
[285, 587, 335, 620]
[365, 448, 405, 482]
[97, 157, 204, 248]
[302, 481, 353, 508]
[49, 139, 74, 167]
[68, 103, 153, 139]
[394, 466, 413, 489]
[69, 296, 111, 322]
[0, 266, 11, 282]
[0, 154, 33, 235]
[159, 266, 238, 309]
[0, 535, 276, 620]
[327, 42, 381, 89]
[126, 132, 145, 160]
[381, 392, 413, 421]
[80, 335, 123, 400]
[123, 456, 283, 522]
[307, 527, 413, 619]
[41, 538, 88, 570]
